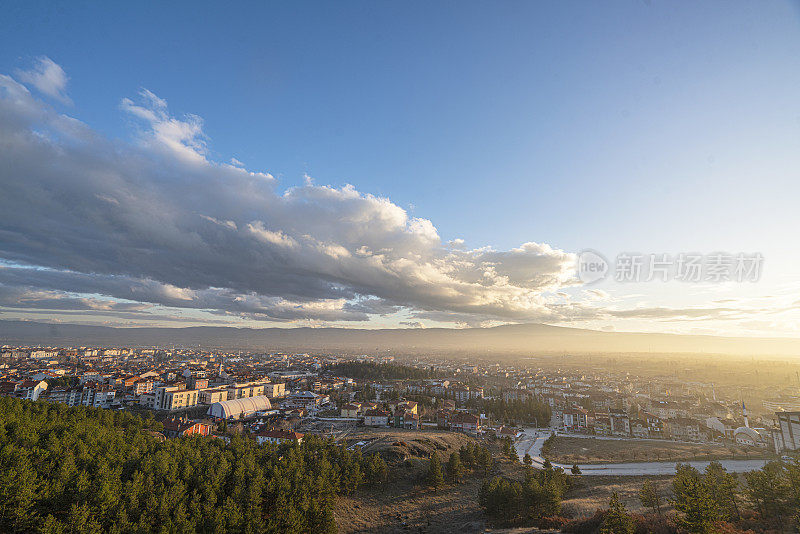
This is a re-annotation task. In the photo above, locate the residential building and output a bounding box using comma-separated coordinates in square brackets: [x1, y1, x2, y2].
[131, 380, 153, 396]
[48, 386, 83, 406]
[449, 412, 481, 433]
[594, 415, 611, 435]
[199, 388, 229, 404]
[609, 409, 630, 436]
[496, 426, 520, 439]
[288, 391, 327, 407]
[187, 377, 209, 390]
[153, 386, 200, 411]
[563, 407, 588, 431]
[263, 382, 286, 398]
[255, 429, 304, 445]
[666, 418, 702, 442]
[340, 403, 361, 418]
[227, 381, 265, 399]
[774, 411, 800, 451]
[630, 419, 650, 439]
[18, 380, 48, 401]
[162, 417, 212, 438]
[364, 408, 390, 427]
[82, 384, 117, 408]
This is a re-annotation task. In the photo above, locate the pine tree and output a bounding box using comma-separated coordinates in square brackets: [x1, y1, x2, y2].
[478, 446, 493, 476]
[703, 461, 740, 521]
[460, 444, 475, 467]
[601, 492, 634, 534]
[448, 452, 464, 484]
[427, 453, 444, 489]
[523, 453, 532, 465]
[638, 480, 662, 516]
[672, 463, 717, 534]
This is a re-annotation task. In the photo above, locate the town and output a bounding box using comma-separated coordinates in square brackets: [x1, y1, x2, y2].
[2, 345, 798, 457]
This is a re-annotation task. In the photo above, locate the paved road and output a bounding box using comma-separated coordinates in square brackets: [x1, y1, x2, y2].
[513, 428, 769, 476]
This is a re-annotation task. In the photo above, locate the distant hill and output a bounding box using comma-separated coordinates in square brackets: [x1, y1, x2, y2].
[0, 320, 798, 357]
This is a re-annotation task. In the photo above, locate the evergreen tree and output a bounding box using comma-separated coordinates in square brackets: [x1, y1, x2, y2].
[459, 444, 475, 468]
[600, 492, 634, 534]
[365, 453, 388, 486]
[704, 461, 740, 521]
[523, 453, 532, 466]
[571, 464, 581, 475]
[448, 452, 464, 484]
[638, 480, 662, 516]
[744, 461, 791, 526]
[0, 396, 381, 534]
[427, 453, 444, 489]
[672, 463, 717, 534]
[477, 446, 493, 476]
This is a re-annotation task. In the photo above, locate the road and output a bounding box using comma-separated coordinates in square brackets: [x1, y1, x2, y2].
[513, 428, 769, 476]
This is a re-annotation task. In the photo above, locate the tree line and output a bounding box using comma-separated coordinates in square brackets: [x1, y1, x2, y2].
[479, 463, 572, 524]
[0, 396, 387, 533]
[426, 442, 494, 489]
[325, 361, 443, 380]
[468, 397, 552, 426]
[531, 458, 800, 533]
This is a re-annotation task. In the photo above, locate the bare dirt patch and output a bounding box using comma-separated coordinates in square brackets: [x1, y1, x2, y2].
[342, 427, 478, 462]
[336, 430, 513, 534]
[562, 475, 673, 517]
[544, 436, 767, 464]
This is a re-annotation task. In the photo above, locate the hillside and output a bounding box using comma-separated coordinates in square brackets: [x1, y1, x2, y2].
[1, 320, 798, 356]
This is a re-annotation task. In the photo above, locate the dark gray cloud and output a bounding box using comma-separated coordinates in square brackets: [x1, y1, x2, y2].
[0, 68, 584, 326]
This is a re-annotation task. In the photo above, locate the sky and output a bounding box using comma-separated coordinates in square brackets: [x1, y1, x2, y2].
[0, 1, 799, 336]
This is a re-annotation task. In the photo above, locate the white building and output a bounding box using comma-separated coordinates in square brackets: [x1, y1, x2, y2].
[775, 411, 800, 451]
[18, 380, 48, 401]
[734, 426, 769, 448]
[207, 396, 272, 420]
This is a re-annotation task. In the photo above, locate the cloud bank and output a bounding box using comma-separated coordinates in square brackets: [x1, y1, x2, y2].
[0, 59, 588, 327]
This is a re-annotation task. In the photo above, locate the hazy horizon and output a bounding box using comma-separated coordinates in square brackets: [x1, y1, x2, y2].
[3, 319, 799, 358]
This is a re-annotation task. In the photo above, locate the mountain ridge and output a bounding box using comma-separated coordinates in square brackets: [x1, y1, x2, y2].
[1, 319, 798, 357]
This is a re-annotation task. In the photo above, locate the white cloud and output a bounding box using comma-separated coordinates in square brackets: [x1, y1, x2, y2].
[246, 222, 298, 248]
[15, 57, 72, 105]
[120, 88, 208, 163]
[0, 67, 591, 326]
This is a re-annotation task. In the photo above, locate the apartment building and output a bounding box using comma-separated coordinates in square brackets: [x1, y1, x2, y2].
[227, 381, 265, 399]
[775, 411, 800, 451]
[262, 382, 286, 398]
[153, 386, 200, 411]
[199, 388, 228, 404]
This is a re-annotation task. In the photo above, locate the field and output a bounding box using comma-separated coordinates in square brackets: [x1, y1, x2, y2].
[334, 428, 675, 533]
[543, 436, 769, 464]
[561, 475, 673, 517]
[339, 427, 477, 461]
[335, 428, 493, 534]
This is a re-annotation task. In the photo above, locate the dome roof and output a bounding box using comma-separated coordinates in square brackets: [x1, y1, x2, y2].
[208, 395, 272, 419]
[734, 426, 762, 441]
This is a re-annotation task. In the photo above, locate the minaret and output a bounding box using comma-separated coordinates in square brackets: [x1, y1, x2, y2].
[742, 400, 749, 428]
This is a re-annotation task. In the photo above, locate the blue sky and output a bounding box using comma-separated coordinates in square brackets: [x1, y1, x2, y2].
[1, 1, 799, 335]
